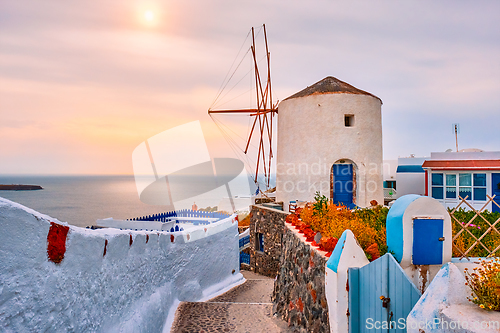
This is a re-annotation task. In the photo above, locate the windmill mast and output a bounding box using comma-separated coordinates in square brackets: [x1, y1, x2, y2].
[208, 24, 277, 188]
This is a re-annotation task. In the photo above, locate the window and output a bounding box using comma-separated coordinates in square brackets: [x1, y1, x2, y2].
[432, 172, 487, 201]
[473, 173, 487, 201]
[446, 174, 456, 199]
[459, 173, 472, 199]
[256, 233, 264, 252]
[344, 114, 355, 127]
[385, 180, 396, 190]
[431, 173, 444, 199]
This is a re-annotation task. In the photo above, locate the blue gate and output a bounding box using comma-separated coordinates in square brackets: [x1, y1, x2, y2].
[492, 173, 500, 213]
[348, 254, 421, 332]
[333, 164, 353, 207]
[240, 252, 250, 265]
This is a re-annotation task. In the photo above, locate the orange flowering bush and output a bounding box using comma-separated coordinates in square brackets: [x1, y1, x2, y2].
[300, 199, 378, 252]
[464, 258, 500, 311]
[297, 192, 389, 259]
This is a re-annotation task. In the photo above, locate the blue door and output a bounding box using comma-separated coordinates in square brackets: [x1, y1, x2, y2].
[492, 173, 500, 213]
[412, 219, 443, 265]
[333, 164, 353, 207]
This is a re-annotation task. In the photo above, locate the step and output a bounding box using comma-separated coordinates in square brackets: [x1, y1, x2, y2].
[170, 301, 292, 332]
[170, 271, 294, 332]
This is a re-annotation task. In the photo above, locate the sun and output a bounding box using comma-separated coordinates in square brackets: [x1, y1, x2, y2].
[144, 10, 155, 22]
[137, 5, 161, 27]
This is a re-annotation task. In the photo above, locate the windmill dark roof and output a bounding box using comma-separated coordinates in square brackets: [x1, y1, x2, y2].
[284, 76, 382, 104]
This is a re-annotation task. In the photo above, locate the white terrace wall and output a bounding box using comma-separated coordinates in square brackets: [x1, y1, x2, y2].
[325, 230, 369, 333]
[407, 261, 500, 332]
[0, 197, 242, 333]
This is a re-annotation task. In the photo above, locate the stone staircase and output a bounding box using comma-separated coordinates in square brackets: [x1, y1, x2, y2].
[170, 270, 295, 332]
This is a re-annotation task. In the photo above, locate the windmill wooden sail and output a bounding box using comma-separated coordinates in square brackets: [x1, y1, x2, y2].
[208, 24, 278, 189]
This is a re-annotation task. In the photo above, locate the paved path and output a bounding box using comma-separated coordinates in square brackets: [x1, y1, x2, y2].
[170, 270, 294, 333]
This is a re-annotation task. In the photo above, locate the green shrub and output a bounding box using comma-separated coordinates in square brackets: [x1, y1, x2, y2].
[353, 205, 389, 256]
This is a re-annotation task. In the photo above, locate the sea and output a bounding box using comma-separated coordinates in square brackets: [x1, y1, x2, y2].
[0, 175, 259, 228]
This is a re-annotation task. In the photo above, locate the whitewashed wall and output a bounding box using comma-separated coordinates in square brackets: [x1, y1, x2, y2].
[325, 230, 369, 333]
[0, 197, 243, 332]
[396, 173, 426, 197]
[407, 262, 500, 332]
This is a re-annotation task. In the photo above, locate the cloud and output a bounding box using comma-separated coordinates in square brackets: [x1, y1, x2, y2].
[0, 0, 499, 174]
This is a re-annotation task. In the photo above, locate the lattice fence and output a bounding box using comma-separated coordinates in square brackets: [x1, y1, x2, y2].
[451, 195, 500, 258]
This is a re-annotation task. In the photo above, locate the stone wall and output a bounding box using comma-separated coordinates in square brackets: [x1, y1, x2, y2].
[250, 204, 330, 332]
[254, 197, 276, 205]
[248, 204, 288, 277]
[272, 223, 330, 333]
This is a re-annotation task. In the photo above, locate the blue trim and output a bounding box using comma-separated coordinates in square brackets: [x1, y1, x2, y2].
[386, 195, 421, 263]
[348, 267, 360, 332]
[492, 173, 500, 213]
[396, 165, 425, 173]
[326, 230, 348, 273]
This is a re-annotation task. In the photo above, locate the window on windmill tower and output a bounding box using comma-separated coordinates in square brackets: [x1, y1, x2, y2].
[344, 114, 355, 127]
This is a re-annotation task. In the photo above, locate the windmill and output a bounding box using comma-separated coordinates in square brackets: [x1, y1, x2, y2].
[208, 24, 278, 190]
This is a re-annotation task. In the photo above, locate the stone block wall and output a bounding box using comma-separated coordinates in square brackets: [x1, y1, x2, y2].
[248, 204, 288, 277]
[272, 223, 330, 333]
[254, 197, 276, 205]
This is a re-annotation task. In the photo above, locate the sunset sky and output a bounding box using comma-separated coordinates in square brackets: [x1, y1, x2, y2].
[1, 0, 499, 175]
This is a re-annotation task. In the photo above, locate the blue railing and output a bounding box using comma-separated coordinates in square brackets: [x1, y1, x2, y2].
[175, 209, 230, 220]
[177, 209, 231, 225]
[239, 235, 250, 248]
[240, 252, 250, 265]
[128, 210, 177, 222]
[128, 209, 231, 224]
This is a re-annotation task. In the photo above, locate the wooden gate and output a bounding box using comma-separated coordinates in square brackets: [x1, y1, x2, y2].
[348, 254, 421, 332]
